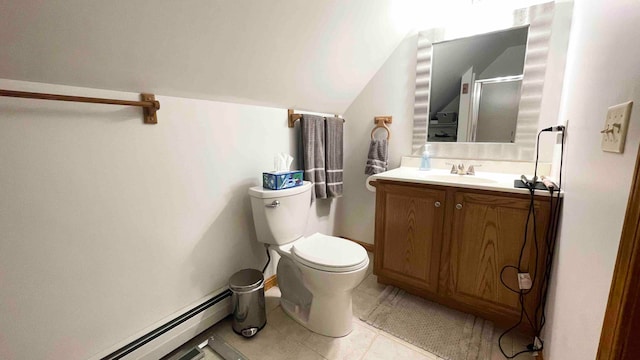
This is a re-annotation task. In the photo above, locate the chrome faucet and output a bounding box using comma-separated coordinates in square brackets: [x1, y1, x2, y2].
[447, 163, 479, 175]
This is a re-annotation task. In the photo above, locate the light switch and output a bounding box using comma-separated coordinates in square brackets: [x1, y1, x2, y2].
[601, 101, 633, 153]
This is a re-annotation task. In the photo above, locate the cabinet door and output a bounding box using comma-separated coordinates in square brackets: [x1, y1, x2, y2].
[374, 182, 446, 293]
[447, 191, 549, 319]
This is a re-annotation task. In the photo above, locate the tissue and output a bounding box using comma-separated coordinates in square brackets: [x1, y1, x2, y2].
[274, 152, 293, 172]
[263, 153, 303, 190]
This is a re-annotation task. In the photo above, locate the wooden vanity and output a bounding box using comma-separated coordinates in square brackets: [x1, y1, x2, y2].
[373, 178, 559, 335]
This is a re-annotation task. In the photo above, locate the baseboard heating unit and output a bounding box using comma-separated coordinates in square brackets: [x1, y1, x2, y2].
[95, 289, 232, 360]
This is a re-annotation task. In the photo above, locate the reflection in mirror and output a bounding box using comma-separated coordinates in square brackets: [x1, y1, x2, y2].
[472, 76, 522, 142]
[428, 26, 528, 143]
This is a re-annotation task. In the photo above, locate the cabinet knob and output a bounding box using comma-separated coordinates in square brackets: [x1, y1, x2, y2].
[434, 201, 441, 208]
[456, 203, 463, 210]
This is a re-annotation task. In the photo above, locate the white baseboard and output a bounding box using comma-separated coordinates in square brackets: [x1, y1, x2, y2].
[89, 289, 232, 360]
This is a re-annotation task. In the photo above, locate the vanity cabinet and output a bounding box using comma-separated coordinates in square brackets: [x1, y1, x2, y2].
[374, 180, 554, 334]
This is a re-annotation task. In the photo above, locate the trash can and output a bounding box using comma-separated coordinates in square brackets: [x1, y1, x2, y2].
[229, 268, 266, 338]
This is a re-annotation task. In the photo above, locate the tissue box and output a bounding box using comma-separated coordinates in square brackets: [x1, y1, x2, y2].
[263, 171, 304, 190]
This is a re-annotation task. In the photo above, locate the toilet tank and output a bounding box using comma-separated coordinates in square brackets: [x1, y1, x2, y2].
[248, 181, 312, 245]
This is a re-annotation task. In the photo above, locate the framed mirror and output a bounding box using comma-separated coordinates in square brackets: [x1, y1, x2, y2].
[411, 2, 565, 161]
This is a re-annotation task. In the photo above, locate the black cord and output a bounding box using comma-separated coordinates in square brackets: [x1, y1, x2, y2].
[533, 131, 543, 182]
[498, 188, 540, 359]
[262, 245, 271, 274]
[498, 129, 565, 358]
[535, 130, 565, 332]
[499, 166, 539, 357]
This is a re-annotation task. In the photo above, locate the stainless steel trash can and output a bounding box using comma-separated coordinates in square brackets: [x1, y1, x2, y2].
[229, 269, 266, 338]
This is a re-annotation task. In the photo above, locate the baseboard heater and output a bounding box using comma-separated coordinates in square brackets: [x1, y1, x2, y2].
[101, 289, 232, 360]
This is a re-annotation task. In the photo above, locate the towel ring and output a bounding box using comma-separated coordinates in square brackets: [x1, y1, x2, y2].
[371, 116, 392, 140]
[371, 123, 390, 140]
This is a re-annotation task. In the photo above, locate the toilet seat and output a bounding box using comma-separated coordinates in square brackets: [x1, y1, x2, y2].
[291, 233, 368, 273]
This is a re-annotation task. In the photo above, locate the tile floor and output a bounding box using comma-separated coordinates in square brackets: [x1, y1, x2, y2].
[164, 255, 534, 360]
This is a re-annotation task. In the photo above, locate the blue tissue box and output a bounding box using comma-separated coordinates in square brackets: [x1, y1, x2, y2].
[263, 171, 304, 190]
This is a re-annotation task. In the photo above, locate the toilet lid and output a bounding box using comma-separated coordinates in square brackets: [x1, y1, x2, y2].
[292, 233, 368, 272]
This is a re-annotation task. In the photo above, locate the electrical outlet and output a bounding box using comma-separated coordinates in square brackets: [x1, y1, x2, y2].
[518, 273, 532, 290]
[557, 119, 568, 144]
[601, 101, 633, 153]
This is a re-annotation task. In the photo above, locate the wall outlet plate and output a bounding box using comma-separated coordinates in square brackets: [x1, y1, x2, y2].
[518, 273, 532, 290]
[602, 101, 633, 153]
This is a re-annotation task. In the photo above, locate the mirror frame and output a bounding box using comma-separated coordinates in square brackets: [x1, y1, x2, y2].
[411, 2, 556, 160]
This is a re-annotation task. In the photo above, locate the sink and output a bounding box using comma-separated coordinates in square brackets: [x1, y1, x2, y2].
[367, 167, 526, 193]
[421, 173, 499, 184]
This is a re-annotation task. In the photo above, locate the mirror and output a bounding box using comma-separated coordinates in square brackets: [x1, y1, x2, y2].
[410, 2, 570, 161]
[428, 26, 528, 143]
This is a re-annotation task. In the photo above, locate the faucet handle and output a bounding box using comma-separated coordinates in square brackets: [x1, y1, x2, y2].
[466, 164, 481, 175]
[446, 163, 457, 174]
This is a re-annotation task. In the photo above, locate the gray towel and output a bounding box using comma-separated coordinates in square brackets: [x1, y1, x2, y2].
[301, 114, 327, 200]
[325, 117, 343, 197]
[365, 139, 388, 175]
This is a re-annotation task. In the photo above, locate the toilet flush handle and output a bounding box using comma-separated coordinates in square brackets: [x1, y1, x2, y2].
[265, 200, 280, 208]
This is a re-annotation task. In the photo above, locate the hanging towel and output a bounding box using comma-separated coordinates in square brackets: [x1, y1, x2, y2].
[325, 116, 344, 198]
[365, 139, 388, 175]
[301, 114, 327, 200]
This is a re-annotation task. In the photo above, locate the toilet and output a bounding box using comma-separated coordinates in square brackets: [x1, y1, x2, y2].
[248, 181, 369, 337]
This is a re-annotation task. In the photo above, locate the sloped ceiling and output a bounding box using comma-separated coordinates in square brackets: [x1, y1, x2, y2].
[0, 0, 413, 114]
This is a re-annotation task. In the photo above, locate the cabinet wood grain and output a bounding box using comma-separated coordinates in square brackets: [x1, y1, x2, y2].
[448, 191, 549, 325]
[373, 180, 557, 335]
[374, 182, 445, 293]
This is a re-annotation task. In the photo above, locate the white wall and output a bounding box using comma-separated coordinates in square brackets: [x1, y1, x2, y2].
[543, 0, 640, 359]
[478, 45, 526, 79]
[335, 35, 416, 243]
[440, 94, 460, 114]
[0, 79, 336, 360]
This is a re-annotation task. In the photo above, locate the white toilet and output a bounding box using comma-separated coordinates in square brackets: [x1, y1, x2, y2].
[248, 181, 369, 337]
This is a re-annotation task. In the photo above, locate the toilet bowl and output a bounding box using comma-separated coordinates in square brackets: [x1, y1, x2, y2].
[248, 182, 369, 337]
[276, 233, 369, 336]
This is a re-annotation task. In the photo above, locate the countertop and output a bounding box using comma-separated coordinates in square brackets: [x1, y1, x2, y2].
[367, 167, 562, 197]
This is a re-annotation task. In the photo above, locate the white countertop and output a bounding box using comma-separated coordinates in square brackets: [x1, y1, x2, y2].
[367, 167, 562, 197]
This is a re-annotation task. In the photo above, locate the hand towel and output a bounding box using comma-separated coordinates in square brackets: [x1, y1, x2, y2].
[325, 116, 343, 197]
[301, 114, 327, 200]
[365, 139, 388, 175]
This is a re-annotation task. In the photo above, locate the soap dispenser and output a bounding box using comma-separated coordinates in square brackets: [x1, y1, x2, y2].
[420, 144, 431, 171]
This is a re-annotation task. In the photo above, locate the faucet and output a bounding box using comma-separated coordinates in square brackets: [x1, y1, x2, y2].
[448, 163, 479, 175]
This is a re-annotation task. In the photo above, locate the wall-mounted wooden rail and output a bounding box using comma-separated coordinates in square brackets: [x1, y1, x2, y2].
[0, 89, 160, 124]
[288, 108, 344, 128]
